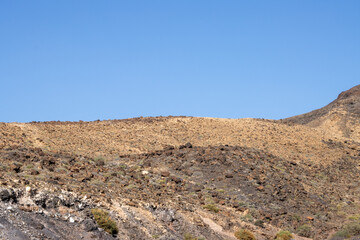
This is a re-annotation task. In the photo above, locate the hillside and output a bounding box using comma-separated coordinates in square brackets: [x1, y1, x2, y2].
[283, 84, 360, 141]
[1, 85, 360, 240]
[1, 116, 355, 165]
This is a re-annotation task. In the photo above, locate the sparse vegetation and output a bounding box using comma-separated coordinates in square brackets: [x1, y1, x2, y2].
[275, 230, 293, 240]
[291, 214, 301, 222]
[240, 213, 254, 222]
[183, 233, 204, 240]
[332, 221, 360, 239]
[25, 164, 34, 169]
[91, 208, 118, 235]
[348, 214, 360, 221]
[234, 229, 256, 240]
[93, 156, 105, 162]
[297, 224, 312, 238]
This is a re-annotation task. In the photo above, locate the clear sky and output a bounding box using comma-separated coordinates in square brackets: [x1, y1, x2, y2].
[1, 1, 359, 122]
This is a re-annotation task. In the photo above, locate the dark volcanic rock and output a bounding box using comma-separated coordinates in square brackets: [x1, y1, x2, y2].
[83, 219, 98, 232]
[0, 189, 16, 202]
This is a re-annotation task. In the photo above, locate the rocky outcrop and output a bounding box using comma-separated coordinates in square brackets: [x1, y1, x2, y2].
[0, 187, 113, 240]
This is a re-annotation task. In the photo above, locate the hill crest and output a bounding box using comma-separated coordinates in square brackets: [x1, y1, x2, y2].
[282, 84, 360, 140]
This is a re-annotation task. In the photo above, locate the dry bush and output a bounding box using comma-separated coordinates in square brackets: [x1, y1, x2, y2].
[234, 229, 256, 240]
[91, 208, 118, 235]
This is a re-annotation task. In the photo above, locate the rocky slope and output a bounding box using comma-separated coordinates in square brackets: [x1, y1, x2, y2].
[1, 85, 360, 240]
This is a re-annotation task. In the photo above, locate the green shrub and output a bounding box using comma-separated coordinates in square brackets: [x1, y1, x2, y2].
[240, 213, 254, 222]
[203, 204, 220, 213]
[183, 233, 204, 240]
[93, 156, 104, 161]
[332, 221, 360, 238]
[297, 224, 312, 237]
[91, 208, 118, 235]
[234, 229, 256, 240]
[348, 214, 360, 221]
[291, 214, 301, 222]
[332, 229, 350, 239]
[275, 230, 293, 240]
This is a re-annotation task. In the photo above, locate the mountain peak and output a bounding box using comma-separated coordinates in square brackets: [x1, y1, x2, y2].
[337, 84, 360, 100]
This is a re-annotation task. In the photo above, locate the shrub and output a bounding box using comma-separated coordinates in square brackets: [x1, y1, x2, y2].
[240, 213, 254, 222]
[94, 156, 105, 166]
[254, 219, 265, 228]
[275, 230, 293, 240]
[297, 224, 312, 237]
[234, 229, 256, 240]
[91, 208, 118, 235]
[332, 229, 350, 239]
[291, 214, 301, 222]
[203, 204, 220, 213]
[184, 233, 194, 240]
[183, 233, 204, 240]
[348, 215, 360, 221]
[332, 221, 360, 239]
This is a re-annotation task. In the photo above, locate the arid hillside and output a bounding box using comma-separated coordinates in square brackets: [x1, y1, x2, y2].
[283, 84, 360, 141]
[1, 116, 357, 166]
[1, 85, 360, 240]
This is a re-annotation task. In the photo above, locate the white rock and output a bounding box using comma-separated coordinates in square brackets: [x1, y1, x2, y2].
[25, 186, 31, 192]
[142, 170, 149, 175]
[69, 217, 75, 223]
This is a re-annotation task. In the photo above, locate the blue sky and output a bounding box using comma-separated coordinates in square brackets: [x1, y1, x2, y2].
[1, 1, 359, 122]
